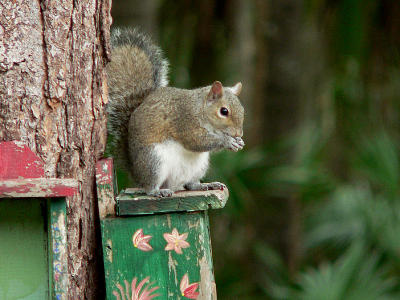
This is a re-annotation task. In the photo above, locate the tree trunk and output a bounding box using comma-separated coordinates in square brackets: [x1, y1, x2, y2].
[0, 0, 111, 298]
[266, 0, 303, 276]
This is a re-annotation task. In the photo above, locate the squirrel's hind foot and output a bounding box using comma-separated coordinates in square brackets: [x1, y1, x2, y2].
[185, 182, 226, 191]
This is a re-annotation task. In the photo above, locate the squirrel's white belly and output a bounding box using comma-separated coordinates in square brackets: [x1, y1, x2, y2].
[153, 140, 209, 191]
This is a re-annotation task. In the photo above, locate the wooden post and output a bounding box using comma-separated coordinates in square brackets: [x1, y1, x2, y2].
[96, 158, 228, 299]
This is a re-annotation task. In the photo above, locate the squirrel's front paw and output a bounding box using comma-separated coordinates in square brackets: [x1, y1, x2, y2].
[225, 136, 245, 152]
[148, 188, 173, 197]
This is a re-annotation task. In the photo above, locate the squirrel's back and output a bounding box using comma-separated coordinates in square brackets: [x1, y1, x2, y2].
[106, 28, 169, 170]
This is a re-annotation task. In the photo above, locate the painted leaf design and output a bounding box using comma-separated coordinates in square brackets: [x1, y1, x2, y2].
[132, 228, 153, 251]
[112, 276, 160, 300]
[180, 273, 199, 299]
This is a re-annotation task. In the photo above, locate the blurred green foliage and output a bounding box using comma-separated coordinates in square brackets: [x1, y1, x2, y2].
[111, 0, 400, 298]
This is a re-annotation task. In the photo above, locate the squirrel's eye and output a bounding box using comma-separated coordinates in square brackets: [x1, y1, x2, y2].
[220, 107, 229, 117]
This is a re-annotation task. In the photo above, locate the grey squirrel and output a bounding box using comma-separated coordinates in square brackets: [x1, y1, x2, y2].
[106, 28, 245, 197]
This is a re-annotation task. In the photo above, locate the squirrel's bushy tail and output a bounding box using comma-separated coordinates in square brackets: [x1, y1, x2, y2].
[106, 28, 168, 170]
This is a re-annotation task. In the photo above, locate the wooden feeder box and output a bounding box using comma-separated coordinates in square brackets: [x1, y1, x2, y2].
[0, 141, 78, 299]
[96, 158, 228, 300]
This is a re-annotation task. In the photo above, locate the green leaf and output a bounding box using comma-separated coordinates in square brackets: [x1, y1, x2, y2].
[297, 242, 398, 300]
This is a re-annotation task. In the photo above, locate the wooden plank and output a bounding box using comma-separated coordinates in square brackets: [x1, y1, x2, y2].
[101, 212, 216, 299]
[95, 158, 116, 219]
[0, 178, 78, 198]
[48, 198, 68, 300]
[116, 188, 229, 216]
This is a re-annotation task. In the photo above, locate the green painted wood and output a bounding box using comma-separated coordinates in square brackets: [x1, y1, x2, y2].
[96, 160, 222, 299]
[101, 211, 216, 299]
[48, 198, 68, 300]
[0, 197, 68, 300]
[117, 188, 229, 216]
[0, 198, 49, 300]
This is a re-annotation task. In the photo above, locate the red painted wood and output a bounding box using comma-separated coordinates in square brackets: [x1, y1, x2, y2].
[95, 158, 116, 219]
[0, 178, 78, 198]
[95, 158, 114, 185]
[0, 141, 44, 179]
[0, 141, 78, 197]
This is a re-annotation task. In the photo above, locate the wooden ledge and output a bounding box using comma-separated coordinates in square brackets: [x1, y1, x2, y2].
[0, 141, 78, 199]
[0, 178, 78, 198]
[116, 187, 229, 216]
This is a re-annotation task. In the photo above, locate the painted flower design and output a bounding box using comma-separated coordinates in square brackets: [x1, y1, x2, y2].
[113, 277, 160, 300]
[180, 273, 199, 299]
[132, 229, 153, 251]
[163, 228, 190, 254]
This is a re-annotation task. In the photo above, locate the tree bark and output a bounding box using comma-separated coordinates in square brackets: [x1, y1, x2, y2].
[0, 0, 111, 298]
[266, 0, 303, 277]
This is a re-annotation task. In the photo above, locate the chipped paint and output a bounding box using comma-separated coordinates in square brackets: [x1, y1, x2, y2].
[106, 239, 113, 263]
[188, 219, 201, 229]
[0, 142, 78, 198]
[0, 178, 78, 198]
[198, 256, 216, 300]
[97, 184, 116, 219]
[52, 211, 67, 300]
[95, 158, 113, 185]
[95, 158, 116, 219]
[117, 187, 229, 215]
[102, 163, 109, 173]
[0, 141, 44, 179]
[124, 187, 229, 202]
[167, 251, 179, 287]
[167, 214, 172, 228]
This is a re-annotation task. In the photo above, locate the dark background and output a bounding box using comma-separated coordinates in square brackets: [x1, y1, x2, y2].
[111, 0, 400, 298]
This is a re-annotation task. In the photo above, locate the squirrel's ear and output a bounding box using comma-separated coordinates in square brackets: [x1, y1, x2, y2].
[207, 81, 224, 101]
[230, 82, 242, 96]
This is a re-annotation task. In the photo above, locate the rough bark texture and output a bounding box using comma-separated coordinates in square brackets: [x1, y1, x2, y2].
[0, 0, 111, 298]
